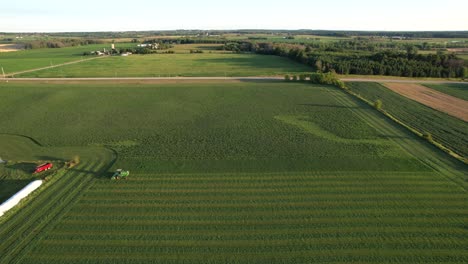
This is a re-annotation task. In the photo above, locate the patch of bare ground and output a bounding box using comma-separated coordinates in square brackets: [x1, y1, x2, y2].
[383, 83, 468, 122]
[0, 44, 24, 52]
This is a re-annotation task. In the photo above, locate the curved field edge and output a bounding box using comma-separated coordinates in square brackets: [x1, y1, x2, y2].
[0, 81, 467, 263]
[0, 134, 116, 264]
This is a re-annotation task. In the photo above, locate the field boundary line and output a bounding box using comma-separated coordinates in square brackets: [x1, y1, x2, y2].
[343, 86, 467, 163]
[383, 83, 468, 122]
[0, 76, 467, 84]
[3, 56, 108, 77]
[340, 84, 467, 191]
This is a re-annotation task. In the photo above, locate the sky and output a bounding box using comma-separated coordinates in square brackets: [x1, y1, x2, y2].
[1, 0, 467, 32]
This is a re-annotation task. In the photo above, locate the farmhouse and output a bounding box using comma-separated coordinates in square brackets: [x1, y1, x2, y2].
[137, 43, 159, 49]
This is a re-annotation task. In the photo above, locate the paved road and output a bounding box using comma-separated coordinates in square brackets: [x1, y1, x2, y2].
[1, 76, 467, 84]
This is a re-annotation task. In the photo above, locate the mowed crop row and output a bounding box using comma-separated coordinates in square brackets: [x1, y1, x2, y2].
[0, 147, 115, 264]
[0, 81, 466, 263]
[22, 171, 467, 263]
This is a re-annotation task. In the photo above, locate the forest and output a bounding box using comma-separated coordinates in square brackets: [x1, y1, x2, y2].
[223, 40, 466, 78]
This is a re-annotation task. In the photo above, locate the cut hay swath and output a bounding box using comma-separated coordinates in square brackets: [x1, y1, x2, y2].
[0, 81, 466, 263]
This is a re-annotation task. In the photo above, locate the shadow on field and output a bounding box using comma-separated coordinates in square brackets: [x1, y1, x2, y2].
[68, 162, 117, 180]
[239, 79, 282, 84]
[298, 103, 363, 109]
[199, 57, 301, 69]
[68, 167, 101, 177]
[7, 162, 38, 174]
[377, 135, 410, 140]
[35, 156, 66, 162]
[0, 179, 32, 203]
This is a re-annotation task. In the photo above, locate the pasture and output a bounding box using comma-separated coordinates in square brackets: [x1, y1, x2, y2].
[0, 81, 466, 263]
[0, 44, 116, 74]
[17, 53, 311, 77]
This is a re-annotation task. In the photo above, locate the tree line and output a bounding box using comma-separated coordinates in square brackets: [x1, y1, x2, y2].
[222, 41, 466, 78]
[24, 39, 104, 49]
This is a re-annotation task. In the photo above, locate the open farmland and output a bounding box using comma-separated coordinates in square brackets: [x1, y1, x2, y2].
[0, 44, 24, 52]
[0, 81, 466, 263]
[0, 44, 122, 75]
[348, 82, 468, 158]
[424, 83, 468, 101]
[383, 83, 468, 122]
[16, 53, 311, 77]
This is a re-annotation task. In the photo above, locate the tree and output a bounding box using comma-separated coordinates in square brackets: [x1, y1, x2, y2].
[423, 132, 433, 142]
[405, 45, 418, 59]
[374, 99, 383, 110]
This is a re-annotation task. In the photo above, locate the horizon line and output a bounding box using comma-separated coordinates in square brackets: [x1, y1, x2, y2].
[1, 29, 468, 34]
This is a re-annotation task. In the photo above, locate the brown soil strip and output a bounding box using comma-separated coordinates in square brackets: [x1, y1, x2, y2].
[383, 83, 468, 122]
[0, 44, 24, 52]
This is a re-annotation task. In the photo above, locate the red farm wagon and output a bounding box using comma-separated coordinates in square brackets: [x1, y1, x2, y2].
[34, 163, 53, 174]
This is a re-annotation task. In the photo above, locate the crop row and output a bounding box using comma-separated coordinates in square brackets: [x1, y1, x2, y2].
[0, 82, 432, 173]
[0, 149, 114, 264]
[347, 82, 468, 158]
[44, 231, 468, 242]
[20, 254, 468, 264]
[424, 83, 468, 102]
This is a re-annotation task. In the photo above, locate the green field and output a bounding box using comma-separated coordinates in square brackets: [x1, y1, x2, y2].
[424, 83, 468, 101]
[348, 82, 468, 158]
[0, 44, 119, 74]
[0, 81, 466, 263]
[17, 53, 311, 77]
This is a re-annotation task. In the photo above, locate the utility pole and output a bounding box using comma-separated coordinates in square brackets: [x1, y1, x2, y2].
[1, 67, 7, 82]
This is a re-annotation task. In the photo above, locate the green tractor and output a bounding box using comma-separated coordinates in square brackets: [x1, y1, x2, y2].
[111, 169, 129, 180]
